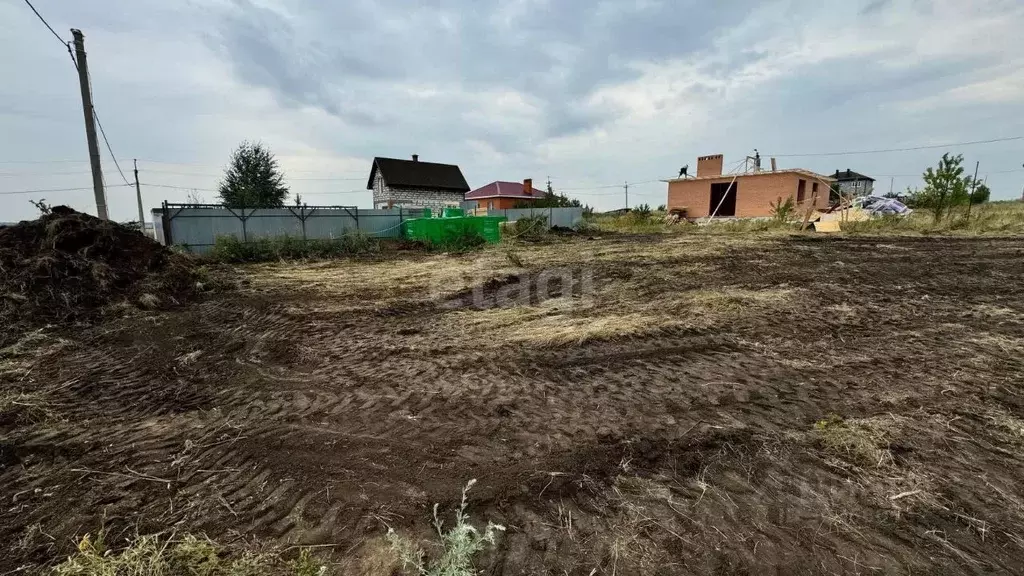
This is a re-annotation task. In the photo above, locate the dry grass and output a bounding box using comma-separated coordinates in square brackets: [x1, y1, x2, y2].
[840, 202, 1024, 236]
[985, 408, 1024, 441]
[0, 391, 61, 426]
[813, 414, 900, 468]
[0, 329, 70, 381]
[449, 298, 675, 346]
[443, 282, 792, 347]
[682, 288, 792, 313]
[53, 531, 327, 576]
[589, 200, 1024, 237]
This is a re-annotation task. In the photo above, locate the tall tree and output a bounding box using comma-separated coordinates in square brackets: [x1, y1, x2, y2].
[218, 141, 289, 207]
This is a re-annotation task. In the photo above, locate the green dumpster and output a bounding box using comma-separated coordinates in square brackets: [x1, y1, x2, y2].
[401, 215, 505, 244]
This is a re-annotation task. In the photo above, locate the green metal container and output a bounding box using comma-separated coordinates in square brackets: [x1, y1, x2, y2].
[401, 215, 505, 244]
[442, 207, 464, 218]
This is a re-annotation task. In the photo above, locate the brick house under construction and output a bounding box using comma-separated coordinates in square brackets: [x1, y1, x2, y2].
[665, 154, 834, 219]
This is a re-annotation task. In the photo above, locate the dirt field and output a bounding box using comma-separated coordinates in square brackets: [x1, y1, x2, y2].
[4, 233, 1024, 574]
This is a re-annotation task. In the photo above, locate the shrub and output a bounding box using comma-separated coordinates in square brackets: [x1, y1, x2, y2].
[769, 196, 796, 222]
[633, 204, 652, 217]
[387, 479, 505, 576]
[507, 215, 549, 240]
[209, 233, 379, 263]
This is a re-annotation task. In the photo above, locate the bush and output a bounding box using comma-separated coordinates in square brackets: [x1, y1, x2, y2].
[429, 228, 487, 252]
[588, 213, 672, 234]
[507, 215, 549, 240]
[388, 479, 504, 576]
[769, 196, 796, 222]
[210, 233, 379, 263]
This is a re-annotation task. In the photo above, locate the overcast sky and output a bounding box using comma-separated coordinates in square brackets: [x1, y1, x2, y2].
[2, 0, 1024, 221]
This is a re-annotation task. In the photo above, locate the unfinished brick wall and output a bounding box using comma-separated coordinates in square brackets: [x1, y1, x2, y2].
[696, 154, 724, 177]
[667, 171, 832, 218]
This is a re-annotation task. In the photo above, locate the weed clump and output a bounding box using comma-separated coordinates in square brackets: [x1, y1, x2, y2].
[53, 531, 325, 576]
[814, 414, 895, 468]
[506, 215, 549, 240]
[388, 479, 505, 576]
[210, 233, 379, 263]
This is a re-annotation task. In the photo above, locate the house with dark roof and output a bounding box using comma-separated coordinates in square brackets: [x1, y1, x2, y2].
[464, 179, 542, 210]
[833, 169, 875, 197]
[367, 155, 470, 209]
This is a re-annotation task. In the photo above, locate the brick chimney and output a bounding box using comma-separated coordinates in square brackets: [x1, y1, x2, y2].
[696, 154, 724, 178]
[523, 178, 533, 195]
[412, 154, 419, 162]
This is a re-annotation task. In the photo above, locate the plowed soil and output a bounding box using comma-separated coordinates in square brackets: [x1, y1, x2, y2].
[4, 234, 1024, 575]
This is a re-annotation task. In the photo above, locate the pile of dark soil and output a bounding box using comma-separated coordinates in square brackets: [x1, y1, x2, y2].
[0, 206, 199, 343]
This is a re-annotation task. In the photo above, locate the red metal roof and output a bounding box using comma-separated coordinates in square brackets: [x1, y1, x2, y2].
[465, 181, 541, 200]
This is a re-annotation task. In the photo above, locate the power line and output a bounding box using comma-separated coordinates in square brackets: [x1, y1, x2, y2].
[93, 108, 132, 186]
[138, 183, 369, 195]
[770, 136, 1024, 158]
[80, 58, 132, 188]
[140, 183, 220, 193]
[0, 159, 90, 165]
[23, 0, 78, 70]
[0, 184, 131, 196]
[23, 0, 66, 47]
[136, 159, 368, 173]
[138, 168, 366, 181]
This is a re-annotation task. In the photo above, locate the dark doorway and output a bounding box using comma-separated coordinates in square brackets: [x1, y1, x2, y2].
[709, 182, 737, 217]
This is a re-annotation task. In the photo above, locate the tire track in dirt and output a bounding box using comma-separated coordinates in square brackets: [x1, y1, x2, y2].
[6, 235, 1024, 573]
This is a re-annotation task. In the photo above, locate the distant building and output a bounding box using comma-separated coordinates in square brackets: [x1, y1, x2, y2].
[464, 179, 542, 210]
[833, 169, 875, 197]
[367, 155, 470, 209]
[665, 154, 834, 219]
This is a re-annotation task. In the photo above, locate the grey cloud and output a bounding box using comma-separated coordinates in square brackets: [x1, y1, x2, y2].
[208, 0, 759, 144]
[207, 0, 385, 126]
[859, 0, 892, 14]
[6, 0, 1024, 223]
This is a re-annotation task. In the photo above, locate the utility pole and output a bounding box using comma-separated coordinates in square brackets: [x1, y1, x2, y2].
[889, 177, 894, 196]
[133, 159, 145, 234]
[624, 181, 629, 210]
[71, 29, 108, 220]
[966, 160, 980, 218]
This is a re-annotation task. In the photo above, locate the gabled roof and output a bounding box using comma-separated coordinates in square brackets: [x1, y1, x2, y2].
[366, 157, 470, 192]
[465, 181, 542, 200]
[834, 169, 875, 182]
